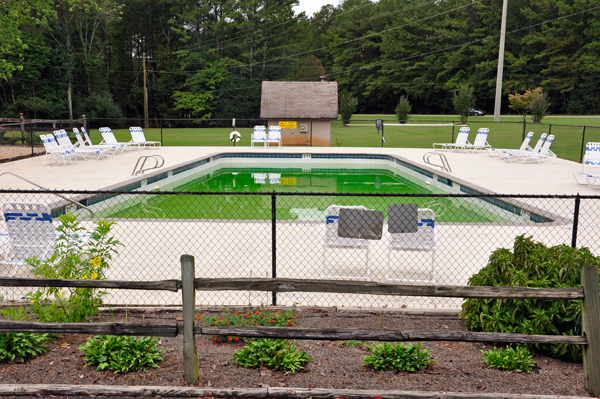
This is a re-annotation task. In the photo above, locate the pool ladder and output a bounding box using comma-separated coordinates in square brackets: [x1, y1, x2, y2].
[423, 152, 452, 173]
[132, 155, 165, 176]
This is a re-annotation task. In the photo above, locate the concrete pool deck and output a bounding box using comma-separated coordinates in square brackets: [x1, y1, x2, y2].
[0, 145, 597, 309]
[0, 145, 590, 194]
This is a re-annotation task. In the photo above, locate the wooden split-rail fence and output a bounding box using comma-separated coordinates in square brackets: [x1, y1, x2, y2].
[0, 255, 599, 396]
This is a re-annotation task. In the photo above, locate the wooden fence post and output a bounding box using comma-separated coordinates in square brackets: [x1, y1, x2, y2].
[181, 255, 198, 385]
[581, 265, 600, 396]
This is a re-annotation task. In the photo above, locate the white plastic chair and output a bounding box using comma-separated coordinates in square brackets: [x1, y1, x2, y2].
[54, 130, 108, 160]
[386, 208, 436, 284]
[253, 173, 267, 184]
[1, 202, 56, 276]
[40, 134, 75, 166]
[464, 128, 491, 151]
[251, 126, 267, 147]
[99, 127, 140, 150]
[73, 128, 119, 155]
[269, 173, 281, 184]
[573, 142, 600, 188]
[267, 126, 282, 147]
[321, 205, 371, 280]
[129, 126, 161, 148]
[506, 134, 556, 164]
[433, 127, 471, 151]
[488, 131, 534, 157]
[499, 133, 547, 160]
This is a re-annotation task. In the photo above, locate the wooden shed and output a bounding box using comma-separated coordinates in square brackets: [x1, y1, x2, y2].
[260, 81, 338, 146]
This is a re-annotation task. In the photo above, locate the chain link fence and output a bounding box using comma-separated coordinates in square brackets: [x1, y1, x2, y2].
[1, 190, 597, 310]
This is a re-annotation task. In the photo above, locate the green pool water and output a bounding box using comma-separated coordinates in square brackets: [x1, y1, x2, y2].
[99, 167, 519, 223]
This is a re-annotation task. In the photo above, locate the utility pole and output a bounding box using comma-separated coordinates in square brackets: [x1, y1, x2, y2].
[493, 0, 508, 122]
[143, 52, 149, 128]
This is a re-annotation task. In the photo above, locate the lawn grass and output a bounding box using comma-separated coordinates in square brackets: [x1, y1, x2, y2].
[65, 115, 600, 163]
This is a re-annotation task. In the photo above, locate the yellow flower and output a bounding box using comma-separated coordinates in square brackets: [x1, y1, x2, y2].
[91, 272, 98, 279]
[90, 257, 102, 268]
[83, 275, 88, 280]
[31, 300, 35, 303]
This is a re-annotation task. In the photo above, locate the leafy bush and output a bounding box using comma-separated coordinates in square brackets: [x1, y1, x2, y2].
[79, 335, 166, 373]
[481, 345, 536, 373]
[231, 338, 310, 373]
[339, 92, 358, 125]
[395, 96, 411, 123]
[77, 91, 124, 119]
[364, 342, 434, 372]
[451, 83, 475, 124]
[460, 235, 600, 360]
[26, 214, 123, 323]
[529, 88, 550, 123]
[0, 333, 53, 363]
[198, 304, 299, 344]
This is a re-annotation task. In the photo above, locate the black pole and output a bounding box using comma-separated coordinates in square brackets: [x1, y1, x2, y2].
[522, 120, 526, 141]
[572, 194, 580, 248]
[548, 124, 552, 137]
[451, 122, 455, 143]
[160, 118, 163, 146]
[580, 126, 586, 164]
[381, 124, 384, 147]
[30, 122, 34, 156]
[271, 193, 277, 306]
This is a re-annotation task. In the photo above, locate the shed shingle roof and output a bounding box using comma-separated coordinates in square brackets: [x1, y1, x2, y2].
[260, 81, 338, 120]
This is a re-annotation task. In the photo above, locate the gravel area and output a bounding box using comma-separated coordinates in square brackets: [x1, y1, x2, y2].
[0, 307, 589, 396]
[0, 144, 44, 162]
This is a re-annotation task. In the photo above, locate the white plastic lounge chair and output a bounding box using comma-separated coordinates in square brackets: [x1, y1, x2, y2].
[269, 173, 281, 184]
[99, 127, 140, 150]
[81, 128, 125, 154]
[573, 142, 600, 187]
[433, 127, 471, 151]
[251, 126, 267, 147]
[505, 134, 556, 164]
[0, 202, 55, 277]
[40, 134, 75, 166]
[73, 128, 119, 155]
[253, 173, 267, 184]
[488, 131, 534, 157]
[499, 133, 547, 160]
[321, 205, 371, 280]
[129, 126, 161, 148]
[267, 126, 282, 147]
[54, 130, 108, 160]
[386, 208, 436, 284]
[464, 128, 491, 151]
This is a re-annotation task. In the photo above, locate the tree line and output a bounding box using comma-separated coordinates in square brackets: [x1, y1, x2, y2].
[1, 0, 598, 121]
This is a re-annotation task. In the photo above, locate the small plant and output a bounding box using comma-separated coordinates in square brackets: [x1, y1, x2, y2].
[338, 340, 368, 347]
[339, 92, 358, 125]
[26, 214, 122, 323]
[529, 88, 550, 123]
[232, 338, 310, 373]
[364, 342, 434, 372]
[481, 345, 536, 373]
[451, 83, 475, 124]
[0, 333, 53, 363]
[198, 303, 300, 344]
[79, 335, 166, 373]
[395, 96, 411, 123]
[1, 306, 30, 321]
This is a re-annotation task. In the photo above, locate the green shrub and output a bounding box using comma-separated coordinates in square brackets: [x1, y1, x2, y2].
[339, 92, 358, 125]
[26, 214, 122, 323]
[395, 96, 411, 123]
[529, 88, 550, 123]
[0, 333, 53, 363]
[231, 338, 310, 373]
[364, 342, 434, 372]
[481, 345, 536, 373]
[460, 235, 600, 360]
[451, 82, 475, 124]
[79, 335, 166, 373]
[198, 304, 299, 344]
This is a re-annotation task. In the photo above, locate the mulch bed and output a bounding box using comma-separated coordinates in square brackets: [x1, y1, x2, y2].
[0, 307, 589, 396]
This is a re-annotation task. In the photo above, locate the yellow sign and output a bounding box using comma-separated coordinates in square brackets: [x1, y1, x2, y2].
[281, 177, 297, 185]
[279, 121, 297, 129]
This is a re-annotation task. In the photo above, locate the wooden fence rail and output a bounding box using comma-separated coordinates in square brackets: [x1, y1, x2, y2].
[0, 256, 599, 395]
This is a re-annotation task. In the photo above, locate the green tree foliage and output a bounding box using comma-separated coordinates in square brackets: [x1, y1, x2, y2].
[296, 55, 326, 81]
[339, 92, 358, 125]
[460, 235, 600, 361]
[452, 83, 475, 123]
[395, 95, 411, 123]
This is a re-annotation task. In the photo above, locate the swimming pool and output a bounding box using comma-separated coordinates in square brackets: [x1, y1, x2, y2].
[82, 153, 553, 224]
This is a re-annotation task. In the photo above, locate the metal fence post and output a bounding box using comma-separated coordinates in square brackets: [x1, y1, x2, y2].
[581, 265, 600, 396]
[272, 193, 277, 306]
[160, 118, 163, 146]
[572, 194, 580, 248]
[548, 124, 552, 137]
[30, 122, 34, 156]
[451, 122, 455, 143]
[522, 120, 526, 141]
[580, 126, 587, 164]
[181, 255, 198, 385]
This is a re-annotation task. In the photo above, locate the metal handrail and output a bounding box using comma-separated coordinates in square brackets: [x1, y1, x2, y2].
[131, 155, 165, 176]
[0, 171, 94, 217]
[423, 152, 452, 173]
